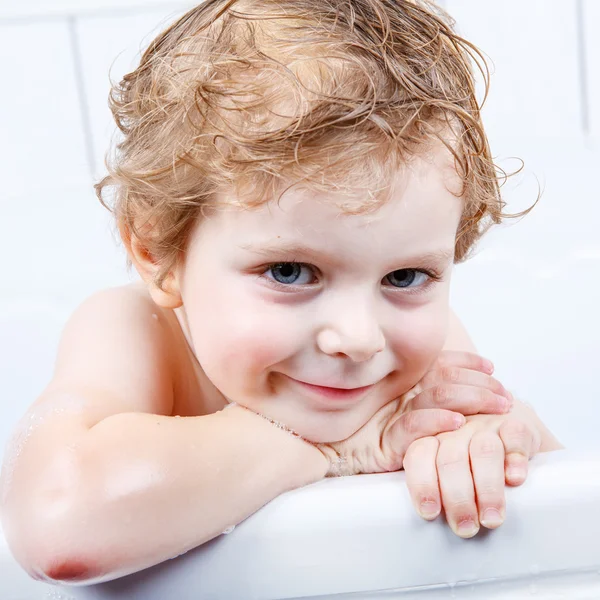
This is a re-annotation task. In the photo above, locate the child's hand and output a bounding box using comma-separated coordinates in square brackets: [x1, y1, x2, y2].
[402, 412, 542, 538]
[315, 351, 512, 477]
[400, 350, 514, 416]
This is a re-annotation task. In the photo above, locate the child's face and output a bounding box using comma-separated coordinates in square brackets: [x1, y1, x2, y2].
[176, 143, 463, 442]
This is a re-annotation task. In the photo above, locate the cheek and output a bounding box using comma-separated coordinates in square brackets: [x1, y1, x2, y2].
[184, 282, 303, 385]
[389, 303, 449, 376]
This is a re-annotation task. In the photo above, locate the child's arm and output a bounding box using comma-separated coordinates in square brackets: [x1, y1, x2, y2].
[0, 287, 328, 585]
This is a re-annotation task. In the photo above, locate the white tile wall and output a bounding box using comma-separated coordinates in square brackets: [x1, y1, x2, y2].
[75, 6, 193, 178]
[446, 0, 582, 142]
[584, 0, 600, 137]
[0, 182, 132, 451]
[0, 0, 191, 20]
[0, 20, 90, 198]
[450, 142, 600, 450]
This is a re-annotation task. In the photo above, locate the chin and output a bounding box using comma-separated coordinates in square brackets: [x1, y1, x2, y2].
[298, 413, 367, 445]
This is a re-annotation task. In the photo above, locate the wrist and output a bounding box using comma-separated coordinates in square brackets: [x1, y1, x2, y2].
[220, 403, 330, 486]
[313, 442, 353, 477]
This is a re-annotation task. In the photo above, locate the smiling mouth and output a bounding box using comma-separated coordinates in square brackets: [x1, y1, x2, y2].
[288, 377, 376, 401]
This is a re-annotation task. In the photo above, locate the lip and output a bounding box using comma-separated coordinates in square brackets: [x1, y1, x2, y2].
[288, 377, 375, 401]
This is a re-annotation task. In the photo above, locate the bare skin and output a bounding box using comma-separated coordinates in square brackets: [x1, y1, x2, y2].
[0, 150, 562, 584]
[0, 284, 327, 584]
[0, 283, 453, 582]
[0, 282, 560, 586]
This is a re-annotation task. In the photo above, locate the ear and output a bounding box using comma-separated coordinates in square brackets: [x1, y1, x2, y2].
[124, 226, 183, 309]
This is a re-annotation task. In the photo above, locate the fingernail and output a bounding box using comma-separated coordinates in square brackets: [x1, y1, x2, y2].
[419, 501, 440, 519]
[481, 508, 504, 528]
[456, 518, 479, 538]
[454, 415, 466, 429]
[485, 360, 494, 373]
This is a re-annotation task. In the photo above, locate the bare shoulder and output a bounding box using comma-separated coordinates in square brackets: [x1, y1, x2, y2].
[443, 309, 478, 353]
[40, 282, 180, 426]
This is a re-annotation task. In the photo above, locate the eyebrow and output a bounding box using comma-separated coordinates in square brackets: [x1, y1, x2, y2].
[238, 240, 455, 269]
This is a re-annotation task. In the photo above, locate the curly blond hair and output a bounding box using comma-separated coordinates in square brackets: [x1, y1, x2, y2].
[96, 0, 521, 290]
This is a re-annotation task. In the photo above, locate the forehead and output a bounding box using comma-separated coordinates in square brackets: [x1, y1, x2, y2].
[202, 143, 464, 257]
[283, 143, 462, 227]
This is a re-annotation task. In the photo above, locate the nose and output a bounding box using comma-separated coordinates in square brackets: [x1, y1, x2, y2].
[316, 301, 385, 363]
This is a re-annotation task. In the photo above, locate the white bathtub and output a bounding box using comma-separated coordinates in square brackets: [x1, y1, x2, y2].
[2, 448, 600, 599]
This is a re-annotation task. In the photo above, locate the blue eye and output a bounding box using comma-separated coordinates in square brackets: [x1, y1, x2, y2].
[384, 269, 428, 288]
[265, 263, 315, 285]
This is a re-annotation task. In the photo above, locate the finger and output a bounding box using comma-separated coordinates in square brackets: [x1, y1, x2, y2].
[436, 430, 479, 538]
[424, 365, 513, 404]
[411, 383, 511, 416]
[404, 437, 441, 520]
[436, 350, 495, 375]
[385, 409, 465, 465]
[469, 431, 506, 529]
[499, 419, 537, 486]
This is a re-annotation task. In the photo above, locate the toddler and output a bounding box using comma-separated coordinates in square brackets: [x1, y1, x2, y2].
[0, 0, 562, 587]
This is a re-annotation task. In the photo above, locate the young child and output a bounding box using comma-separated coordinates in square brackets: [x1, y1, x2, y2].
[0, 0, 562, 587]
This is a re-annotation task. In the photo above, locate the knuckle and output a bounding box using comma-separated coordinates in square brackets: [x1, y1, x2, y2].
[506, 451, 529, 467]
[441, 366, 461, 384]
[436, 448, 465, 470]
[447, 498, 476, 515]
[435, 353, 451, 367]
[479, 387, 496, 405]
[432, 385, 451, 407]
[405, 437, 437, 463]
[470, 432, 503, 458]
[477, 487, 505, 503]
[502, 418, 531, 440]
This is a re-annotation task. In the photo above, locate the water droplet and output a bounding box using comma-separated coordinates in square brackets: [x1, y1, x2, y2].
[45, 590, 76, 600]
[222, 525, 235, 534]
[530, 564, 540, 575]
[1, 395, 90, 504]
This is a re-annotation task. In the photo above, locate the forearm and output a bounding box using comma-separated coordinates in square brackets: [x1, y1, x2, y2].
[17, 406, 328, 584]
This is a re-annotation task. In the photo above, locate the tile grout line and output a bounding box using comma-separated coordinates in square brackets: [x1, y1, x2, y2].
[0, 3, 193, 26]
[67, 15, 97, 183]
[575, 0, 590, 137]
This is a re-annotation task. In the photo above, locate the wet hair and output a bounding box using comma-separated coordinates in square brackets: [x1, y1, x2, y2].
[96, 0, 523, 290]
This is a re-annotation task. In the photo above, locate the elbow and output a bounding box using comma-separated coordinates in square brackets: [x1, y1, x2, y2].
[2, 455, 105, 584]
[36, 558, 103, 585]
[3, 488, 103, 584]
[33, 510, 102, 585]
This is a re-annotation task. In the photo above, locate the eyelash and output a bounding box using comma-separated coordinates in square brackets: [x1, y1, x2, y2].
[260, 261, 442, 294]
